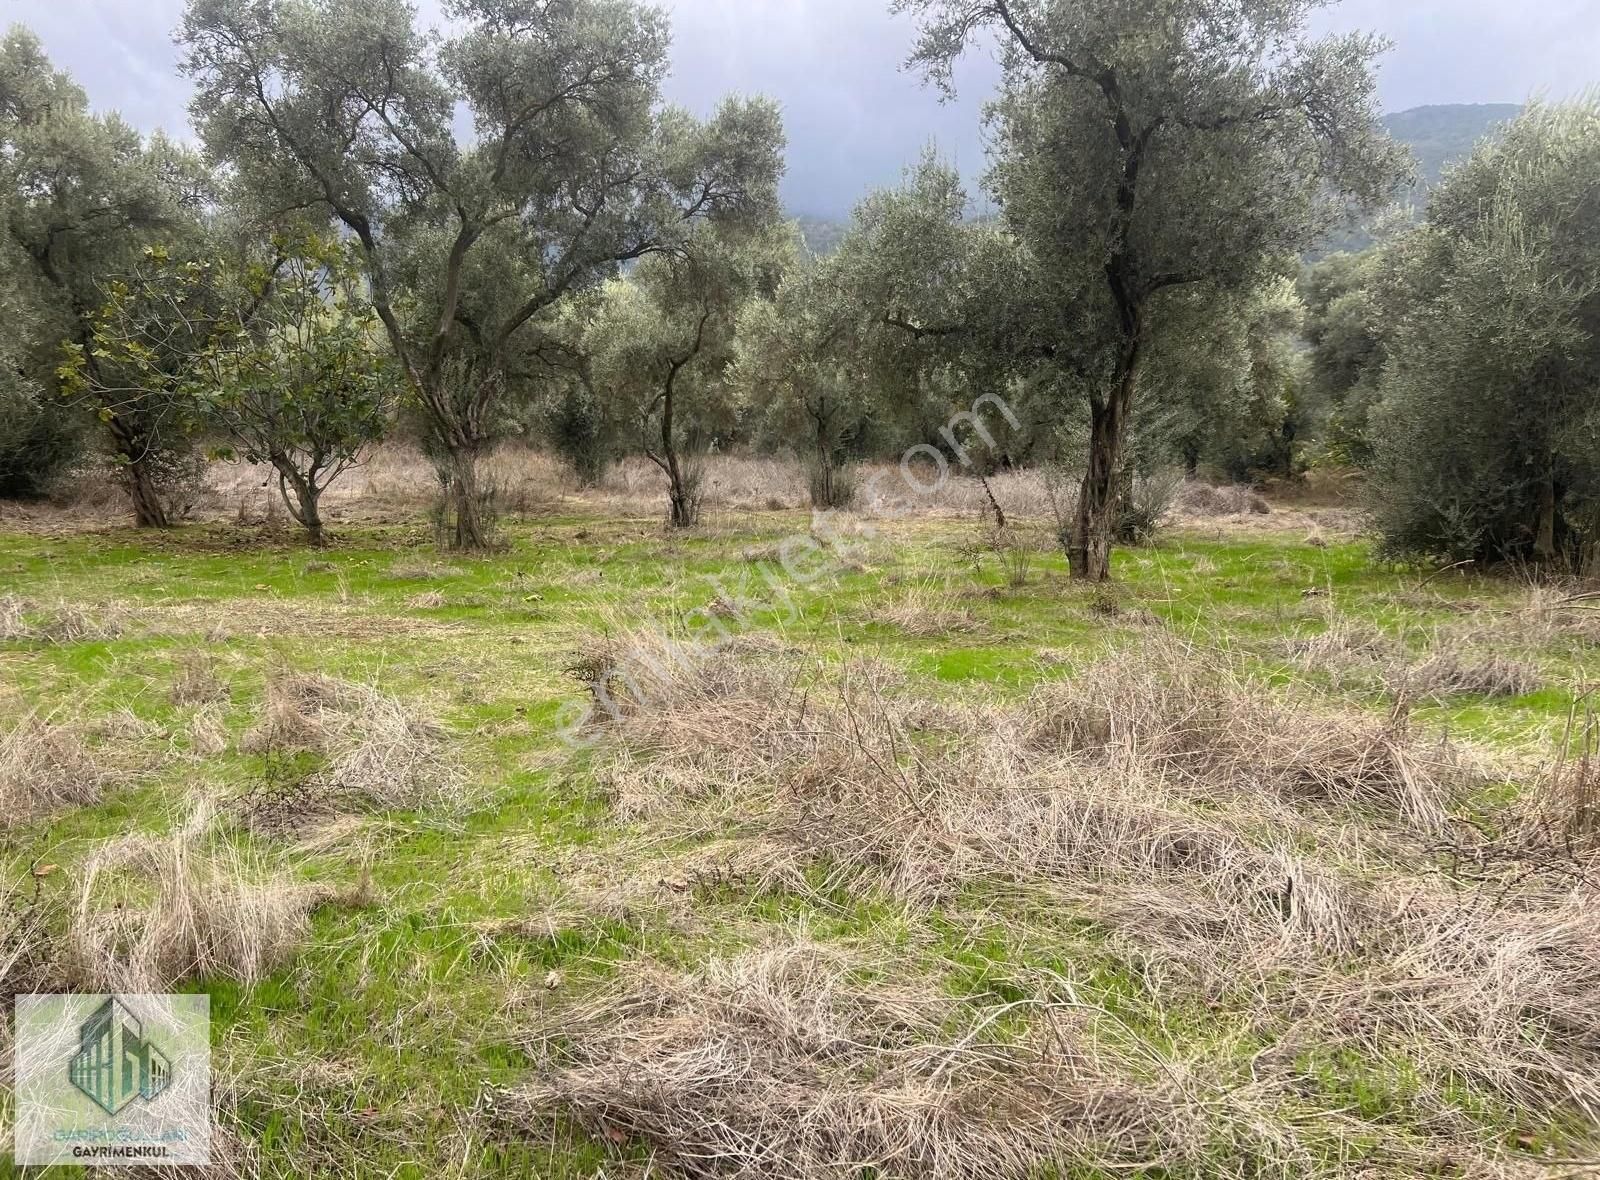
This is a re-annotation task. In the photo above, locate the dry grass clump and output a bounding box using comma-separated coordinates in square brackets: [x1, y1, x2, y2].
[188, 702, 230, 757]
[389, 558, 457, 581]
[1174, 482, 1270, 517]
[63, 804, 328, 992]
[172, 652, 230, 705]
[0, 713, 109, 827]
[563, 616, 807, 733]
[0, 593, 127, 643]
[1523, 707, 1600, 849]
[867, 582, 985, 637]
[241, 671, 463, 812]
[1287, 616, 1397, 667]
[1397, 651, 1543, 700]
[1288, 615, 1542, 701]
[509, 938, 1183, 1180]
[1026, 644, 1472, 834]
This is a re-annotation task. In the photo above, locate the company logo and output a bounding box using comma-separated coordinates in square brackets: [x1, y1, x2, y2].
[12, 992, 211, 1167]
[67, 996, 174, 1116]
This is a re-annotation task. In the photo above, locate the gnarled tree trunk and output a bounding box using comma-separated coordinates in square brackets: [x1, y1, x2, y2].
[1070, 333, 1143, 582]
[122, 458, 171, 530]
[445, 439, 489, 550]
[107, 413, 171, 529]
[273, 458, 326, 546]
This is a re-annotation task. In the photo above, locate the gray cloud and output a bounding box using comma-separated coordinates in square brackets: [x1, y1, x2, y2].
[6, 0, 1597, 218]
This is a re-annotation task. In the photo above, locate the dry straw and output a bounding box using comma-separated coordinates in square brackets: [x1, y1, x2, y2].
[537, 626, 1600, 1174]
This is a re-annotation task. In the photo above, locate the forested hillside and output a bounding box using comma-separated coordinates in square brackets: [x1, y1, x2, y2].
[793, 104, 1527, 258]
[1384, 102, 1524, 187]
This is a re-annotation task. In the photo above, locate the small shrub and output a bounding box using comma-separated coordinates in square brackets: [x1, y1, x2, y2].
[0, 386, 81, 499]
[542, 384, 611, 487]
[1115, 469, 1184, 544]
[985, 523, 1035, 588]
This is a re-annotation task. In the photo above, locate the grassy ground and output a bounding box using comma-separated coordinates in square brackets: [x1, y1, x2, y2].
[2, 503, 1598, 1178]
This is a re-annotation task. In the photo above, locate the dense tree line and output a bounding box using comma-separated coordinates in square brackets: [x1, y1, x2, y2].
[1301, 99, 1600, 567]
[2, 1, 1594, 576]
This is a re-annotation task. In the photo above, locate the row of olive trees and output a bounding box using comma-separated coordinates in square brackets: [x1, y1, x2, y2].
[8, 0, 1413, 575]
[62, 238, 397, 545]
[1301, 99, 1600, 568]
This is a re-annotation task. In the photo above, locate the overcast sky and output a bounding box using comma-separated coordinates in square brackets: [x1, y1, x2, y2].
[5, 0, 1598, 218]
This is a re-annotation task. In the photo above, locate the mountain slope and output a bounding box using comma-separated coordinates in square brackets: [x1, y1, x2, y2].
[1383, 103, 1524, 190]
[793, 104, 1527, 258]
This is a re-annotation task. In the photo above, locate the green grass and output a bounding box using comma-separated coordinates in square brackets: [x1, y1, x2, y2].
[1, 513, 1594, 1178]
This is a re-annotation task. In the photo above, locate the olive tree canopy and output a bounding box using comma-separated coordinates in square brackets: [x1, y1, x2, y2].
[889, 0, 1409, 579]
[1371, 99, 1600, 568]
[181, 0, 785, 549]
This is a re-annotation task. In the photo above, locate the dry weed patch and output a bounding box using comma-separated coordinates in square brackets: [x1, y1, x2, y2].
[558, 629, 1600, 1172]
[1398, 650, 1543, 700]
[0, 593, 129, 643]
[866, 582, 986, 637]
[509, 937, 1188, 1180]
[171, 652, 230, 705]
[241, 671, 464, 812]
[0, 712, 110, 827]
[63, 804, 331, 992]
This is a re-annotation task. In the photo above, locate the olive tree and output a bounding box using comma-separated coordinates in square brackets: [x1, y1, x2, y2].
[1299, 249, 1389, 463]
[0, 236, 76, 500]
[1144, 275, 1308, 481]
[732, 253, 875, 508]
[2, 26, 209, 523]
[1371, 100, 1600, 567]
[891, 0, 1409, 579]
[181, 0, 784, 550]
[834, 156, 1047, 467]
[586, 221, 788, 527]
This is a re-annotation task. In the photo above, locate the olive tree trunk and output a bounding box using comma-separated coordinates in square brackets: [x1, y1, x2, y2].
[444, 440, 490, 550]
[1069, 335, 1143, 582]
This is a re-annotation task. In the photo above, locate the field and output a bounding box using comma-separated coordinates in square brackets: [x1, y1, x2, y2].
[2, 453, 1598, 1179]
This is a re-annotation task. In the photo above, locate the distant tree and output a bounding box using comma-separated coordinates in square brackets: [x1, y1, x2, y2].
[181, 0, 784, 550]
[587, 222, 788, 527]
[1371, 100, 1600, 567]
[890, 0, 1409, 579]
[1298, 249, 1389, 462]
[68, 237, 396, 544]
[539, 380, 612, 489]
[732, 252, 874, 507]
[1149, 275, 1309, 482]
[2, 26, 210, 523]
[834, 155, 1044, 467]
